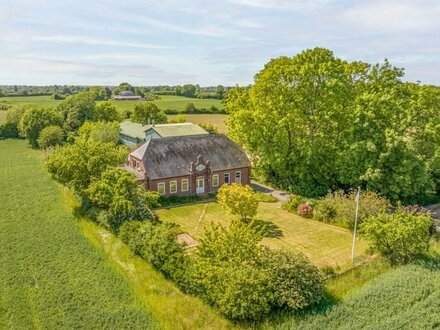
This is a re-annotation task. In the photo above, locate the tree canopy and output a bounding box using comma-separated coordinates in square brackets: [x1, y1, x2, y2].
[225, 48, 440, 201]
[132, 102, 167, 125]
[19, 106, 63, 148]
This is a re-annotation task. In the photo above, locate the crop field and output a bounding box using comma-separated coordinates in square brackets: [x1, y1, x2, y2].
[0, 95, 223, 112]
[0, 140, 159, 329]
[168, 114, 228, 132]
[157, 202, 367, 268]
[0, 110, 7, 124]
[276, 261, 440, 329]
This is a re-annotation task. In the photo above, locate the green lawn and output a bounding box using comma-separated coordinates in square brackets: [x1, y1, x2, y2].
[157, 202, 367, 268]
[0, 139, 159, 329]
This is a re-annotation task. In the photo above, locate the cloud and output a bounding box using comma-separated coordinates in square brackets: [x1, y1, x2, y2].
[32, 35, 170, 49]
[341, 0, 440, 32]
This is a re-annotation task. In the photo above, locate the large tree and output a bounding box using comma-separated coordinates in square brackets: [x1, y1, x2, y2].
[226, 48, 440, 201]
[45, 140, 126, 193]
[57, 91, 96, 132]
[19, 106, 63, 148]
[132, 102, 167, 125]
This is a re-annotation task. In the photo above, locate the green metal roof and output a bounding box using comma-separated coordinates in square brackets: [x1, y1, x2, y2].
[147, 123, 208, 137]
[120, 121, 208, 140]
[120, 121, 147, 140]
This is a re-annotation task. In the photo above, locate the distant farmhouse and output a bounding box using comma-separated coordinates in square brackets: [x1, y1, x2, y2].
[111, 90, 143, 101]
[124, 134, 251, 196]
[120, 121, 208, 146]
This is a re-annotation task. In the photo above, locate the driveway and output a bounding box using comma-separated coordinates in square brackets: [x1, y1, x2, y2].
[251, 180, 291, 203]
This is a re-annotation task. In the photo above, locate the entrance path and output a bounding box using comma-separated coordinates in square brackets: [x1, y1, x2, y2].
[251, 180, 292, 203]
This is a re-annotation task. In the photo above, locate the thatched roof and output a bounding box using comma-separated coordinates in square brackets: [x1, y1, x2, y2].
[130, 134, 250, 179]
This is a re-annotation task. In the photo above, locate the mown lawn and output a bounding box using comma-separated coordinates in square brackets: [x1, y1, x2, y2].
[157, 202, 367, 268]
[0, 139, 159, 329]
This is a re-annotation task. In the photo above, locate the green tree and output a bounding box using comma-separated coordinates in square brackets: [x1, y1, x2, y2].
[113, 82, 135, 95]
[226, 48, 440, 200]
[45, 140, 126, 193]
[57, 91, 96, 132]
[217, 183, 258, 222]
[87, 168, 158, 231]
[19, 107, 63, 148]
[215, 85, 225, 98]
[184, 102, 196, 113]
[182, 84, 196, 97]
[77, 121, 120, 144]
[360, 210, 432, 264]
[37, 126, 64, 149]
[132, 102, 167, 125]
[94, 101, 119, 122]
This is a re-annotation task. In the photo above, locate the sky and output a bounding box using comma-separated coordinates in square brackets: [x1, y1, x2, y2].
[0, 0, 439, 86]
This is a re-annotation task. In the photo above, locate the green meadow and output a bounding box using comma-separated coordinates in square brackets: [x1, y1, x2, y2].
[0, 95, 223, 112]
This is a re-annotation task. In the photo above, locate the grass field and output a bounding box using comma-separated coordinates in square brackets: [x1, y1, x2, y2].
[0, 95, 228, 132]
[0, 140, 159, 329]
[157, 202, 367, 268]
[0, 95, 223, 112]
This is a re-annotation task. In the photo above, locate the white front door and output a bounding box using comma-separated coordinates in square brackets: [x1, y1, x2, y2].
[196, 177, 205, 194]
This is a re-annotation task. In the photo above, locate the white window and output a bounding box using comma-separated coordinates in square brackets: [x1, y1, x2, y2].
[170, 180, 177, 194]
[235, 171, 241, 183]
[181, 179, 189, 192]
[157, 182, 165, 195]
[212, 174, 219, 187]
[224, 173, 230, 184]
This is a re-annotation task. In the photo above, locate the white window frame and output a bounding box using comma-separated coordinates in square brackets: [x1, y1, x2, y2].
[224, 172, 230, 184]
[181, 178, 189, 192]
[235, 171, 241, 183]
[212, 174, 219, 187]
[157, 182, 166, 195]
[170, 180, 177, 194]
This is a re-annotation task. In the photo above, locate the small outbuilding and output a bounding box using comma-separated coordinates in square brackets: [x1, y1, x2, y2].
[124, 134, 251, 196]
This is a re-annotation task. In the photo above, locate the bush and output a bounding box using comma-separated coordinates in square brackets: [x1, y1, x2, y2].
[189, 222, 323, 321]
[314, 200, 337, 222]
[0, 122, 19, 138]
[119, 221, 188, 282]
[263, 249, 323, 310]
[283, 195, 305, 212]
[37, 126, 64, 149]
[314, 190, 390, 229]
[360, 210, 432, 264]
[297, 203, 313, 218]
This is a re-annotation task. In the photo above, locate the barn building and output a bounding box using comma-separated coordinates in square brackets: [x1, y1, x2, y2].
[124, 134, 251, 196]
[120, 121, 208, 147]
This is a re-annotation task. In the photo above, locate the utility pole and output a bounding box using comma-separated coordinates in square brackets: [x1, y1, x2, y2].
[351, 187, 361, 263]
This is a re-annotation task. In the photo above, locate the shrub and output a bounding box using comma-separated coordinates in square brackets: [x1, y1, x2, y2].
[199, 122, 218, 134]
[263, 249, 323, 310]
[37, 126, 64, 149]
[315, 190, 390, 229]
[0, 122, 19, 138]
[283, 195, 305, 212]
[297, 203, 313, 218]
[360, 210, 432, 264]
[314, 199, 337, 222]
[118, 220, 148, 254]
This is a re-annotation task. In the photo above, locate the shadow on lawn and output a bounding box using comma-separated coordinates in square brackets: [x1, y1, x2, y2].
[252, 219, 283, 238]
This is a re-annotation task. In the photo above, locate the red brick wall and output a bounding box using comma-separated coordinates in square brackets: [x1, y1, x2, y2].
[147, 166, 251, 197]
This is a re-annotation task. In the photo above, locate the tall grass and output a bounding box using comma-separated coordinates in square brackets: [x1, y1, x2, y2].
[0, 140, 159, 329]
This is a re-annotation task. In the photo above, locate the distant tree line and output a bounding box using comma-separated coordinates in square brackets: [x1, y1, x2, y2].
[0, 83, 231, 100]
